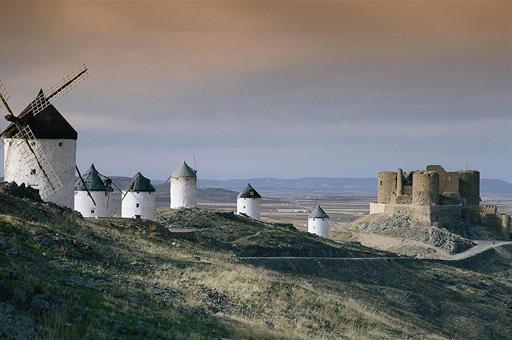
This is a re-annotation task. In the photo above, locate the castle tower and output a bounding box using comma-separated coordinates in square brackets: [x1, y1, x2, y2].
[170, 161, 197, 209]
[377, 171, 397, 203]
[236, 183, 262, 219]
[412, 171, 440, 205]
[396, 168, 403, 196]
[458, 170, 480, 206]
[74, 164, 113, 218]
[121, 172, 156, 220]
[308, 205, 330, 238]
[2, 91, 77, 208]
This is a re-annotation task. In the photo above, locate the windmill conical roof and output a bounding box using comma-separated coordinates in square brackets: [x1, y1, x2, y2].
[309, 205, 329, 219]
[172, 161, 197, 178]
[238, 183, 261, 199]
[75, 164, 113, 192]
[1, 90, 77, 140]
[125, 172, 155, 192]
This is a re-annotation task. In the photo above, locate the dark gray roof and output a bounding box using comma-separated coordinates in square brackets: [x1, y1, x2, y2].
[172, 161, 197, 178]
[238, 183, 261, 199]
[75, 164, 113, 192]
[2, 90, 77, 140]
[126, 172, 155, 192]
[309, 205, 329, 219]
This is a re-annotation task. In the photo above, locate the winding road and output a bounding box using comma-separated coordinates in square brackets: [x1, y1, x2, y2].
[445, 240, 512, 261]
[238, 241, 512, 262]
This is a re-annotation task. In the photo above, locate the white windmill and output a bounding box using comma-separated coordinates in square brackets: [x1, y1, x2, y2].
[74, 164, 113, 218]
[308, 205, 330, 238]
[170, 161, 197, 209]
[236, 183, 262, 219]
[0, 65, 88, 208]
[121, 172, 156, 220]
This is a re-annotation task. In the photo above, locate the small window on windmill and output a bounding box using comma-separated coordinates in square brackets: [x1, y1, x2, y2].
[30, 169, 36, 175]
[58, 142, 63, 147]
[135, 215, 141, 219]
[136, 203, 140, 208]
[31, 141, 35, 146]
[91, 209, 95, 214]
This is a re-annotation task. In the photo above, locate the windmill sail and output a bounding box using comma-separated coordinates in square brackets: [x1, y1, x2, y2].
[31, 64, 88, 117]
[0, 65, 87, 208]
[7, 125, 62, 198]
[0, 78, 14, 116]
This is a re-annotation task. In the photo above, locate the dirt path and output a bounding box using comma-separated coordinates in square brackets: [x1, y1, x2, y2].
[445, 240, 512, 261]
[238, 241, 512, 262]
[239, 256, 408, 260]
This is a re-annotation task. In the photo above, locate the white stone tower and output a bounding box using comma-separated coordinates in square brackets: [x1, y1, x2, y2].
[170, 161, 197, 209]
[308, 205, 330, 238]
[74, 164, 113, 218]
[2, 90, 77, 208]
[237, 183, 262, 219]
[122, 172, 156, 220]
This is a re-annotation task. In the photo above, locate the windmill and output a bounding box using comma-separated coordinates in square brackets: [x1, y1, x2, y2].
[74, 164, 116, 218]
[0, 65, 88, 207]
[170, 160, 198, 209]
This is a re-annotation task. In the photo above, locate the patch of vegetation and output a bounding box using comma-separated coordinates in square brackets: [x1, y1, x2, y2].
[0, 192, 511, 339]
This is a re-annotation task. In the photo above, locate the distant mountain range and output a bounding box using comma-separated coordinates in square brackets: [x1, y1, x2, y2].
[198, 178, 376, 196]
[3, 176, 512, 197]
[479, 178, 512, 195]
[197, 177, 512, 196]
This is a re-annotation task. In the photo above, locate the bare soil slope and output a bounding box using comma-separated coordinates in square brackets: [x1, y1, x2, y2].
[335, 213, 476, 259]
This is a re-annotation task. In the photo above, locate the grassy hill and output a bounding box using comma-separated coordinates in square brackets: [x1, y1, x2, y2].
[1, 192, 512, 339]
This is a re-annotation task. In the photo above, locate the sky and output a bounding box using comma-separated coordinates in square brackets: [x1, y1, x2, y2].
[0, 1, 511, 180]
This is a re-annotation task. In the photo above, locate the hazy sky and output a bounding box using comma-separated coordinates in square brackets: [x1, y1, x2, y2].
[0, 1, 511, 180]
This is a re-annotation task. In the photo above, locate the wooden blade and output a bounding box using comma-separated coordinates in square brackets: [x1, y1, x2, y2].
[10, 125, 63, 198]
[31, 64, 89, 116]
[0, 78, 14, 116]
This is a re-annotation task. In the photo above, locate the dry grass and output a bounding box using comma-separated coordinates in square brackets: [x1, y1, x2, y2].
[1, 194, 511, 339]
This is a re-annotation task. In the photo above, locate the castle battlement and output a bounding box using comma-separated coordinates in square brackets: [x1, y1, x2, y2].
[370, 165, 510, 238]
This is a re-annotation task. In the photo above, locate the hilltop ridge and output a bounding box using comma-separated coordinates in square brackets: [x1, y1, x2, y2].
[1, 191, 512, 339]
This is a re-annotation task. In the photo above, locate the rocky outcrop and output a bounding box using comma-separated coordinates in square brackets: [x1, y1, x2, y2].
[0, 181, 42, 202]
[345, 213, 475, 256]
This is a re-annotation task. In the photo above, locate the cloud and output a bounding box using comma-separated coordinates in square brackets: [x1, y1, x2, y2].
[0, 1, 510, 180]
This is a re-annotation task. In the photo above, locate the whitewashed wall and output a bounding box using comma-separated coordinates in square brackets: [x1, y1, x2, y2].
[74, 191, 112, 218]
[308, 217, 330, 238]
[170, 177, 197, 209]
[3, 138, 76, 208]
[237, 197, 262, 219]
[121, 191, 155, 221]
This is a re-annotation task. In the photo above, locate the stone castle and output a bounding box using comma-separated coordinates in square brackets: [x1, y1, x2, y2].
[370, 165, 511, 238]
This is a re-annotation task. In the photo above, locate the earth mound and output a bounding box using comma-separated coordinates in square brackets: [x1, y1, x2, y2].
[337, 213, 475, 258]
[156, 207, 391, 258]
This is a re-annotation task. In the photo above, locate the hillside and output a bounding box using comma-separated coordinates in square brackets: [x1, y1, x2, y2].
[334, 213, 510, 259]
[1, 192, 512, 339]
